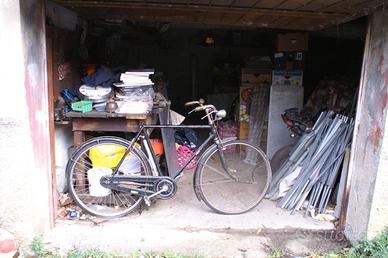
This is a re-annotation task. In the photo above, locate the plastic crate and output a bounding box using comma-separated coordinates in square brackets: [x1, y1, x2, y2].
[71, 100, 93, 113]
[177, 146, 196, 170]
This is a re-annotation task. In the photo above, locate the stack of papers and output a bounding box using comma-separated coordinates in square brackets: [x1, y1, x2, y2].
[114, 70, 154, 87]
[112, 70, 155, 114]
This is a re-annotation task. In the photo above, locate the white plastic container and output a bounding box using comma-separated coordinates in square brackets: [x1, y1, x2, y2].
[55, 124, 73, 193]
[119, 154, 141, 174]
[87, 167, 112, 197]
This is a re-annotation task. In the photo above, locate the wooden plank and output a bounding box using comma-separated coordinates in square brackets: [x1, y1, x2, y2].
[217, 0, 234, 5]
[338, 148, 351, 231]
[310, 0, 386, 14]
[278, 0, 309, 9]
[46, 34, 58, 226]
[56, 1, 344, 19]
[297, 0, 341, 11]
[252, 0, 291, 9]
[65, 111, 148, 119]
[231, 0, 258, 7]
[55, 0, 385, 30]
[80, 10, 319, 30]
[72, 118, 142, 132]
[73, 131, 85, 147]
[159, 109, 180, 178]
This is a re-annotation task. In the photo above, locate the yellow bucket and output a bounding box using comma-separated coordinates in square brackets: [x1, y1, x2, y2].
[89, 144, 138, 168]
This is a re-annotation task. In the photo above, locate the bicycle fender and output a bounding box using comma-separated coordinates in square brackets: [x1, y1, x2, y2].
[192, 137, 237, 201]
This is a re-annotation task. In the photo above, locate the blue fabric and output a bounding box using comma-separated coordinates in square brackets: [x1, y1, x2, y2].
[174, 128, 199, 149]
[81, 66, 118, 87]
[62, 88, 77, 101]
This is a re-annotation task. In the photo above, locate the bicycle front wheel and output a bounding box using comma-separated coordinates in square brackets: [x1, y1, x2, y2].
[195, 140, 271, 214]
[66, 136, 152, 218]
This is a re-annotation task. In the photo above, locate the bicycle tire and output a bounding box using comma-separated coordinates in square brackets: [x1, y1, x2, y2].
[66, 136, 152, 218]
[194, 140, 271, 214]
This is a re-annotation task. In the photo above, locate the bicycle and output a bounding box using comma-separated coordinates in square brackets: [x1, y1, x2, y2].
[66, 99, 272, 218]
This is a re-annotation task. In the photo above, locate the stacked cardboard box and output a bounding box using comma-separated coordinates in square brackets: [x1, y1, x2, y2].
[239, 68, 272, 141]
[266, 33, 307, 158]
[274, 32, 308, 87]
[277, 32, 308, 52]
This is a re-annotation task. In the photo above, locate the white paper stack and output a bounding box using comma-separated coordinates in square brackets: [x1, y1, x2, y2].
[113, 70, 155, 114]
[114, 70, 154, 87]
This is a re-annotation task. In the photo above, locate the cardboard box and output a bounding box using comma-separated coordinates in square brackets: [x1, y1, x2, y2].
[274, 52, 305, 70]
[272, 70, 303, 86]
[241, 69, 272, 84]
[239, 121, 249, 140]
[239, 86, 252, 123]
[277, 33, 308, 52]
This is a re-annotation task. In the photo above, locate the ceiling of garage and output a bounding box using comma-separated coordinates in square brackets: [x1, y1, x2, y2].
[53, 0, 387, 31]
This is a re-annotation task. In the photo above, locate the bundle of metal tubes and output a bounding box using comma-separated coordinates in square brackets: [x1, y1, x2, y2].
[266, 111, 354, 216]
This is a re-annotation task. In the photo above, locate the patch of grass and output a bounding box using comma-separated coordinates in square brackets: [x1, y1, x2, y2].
[30, 238, 200, 258]
[31, 236, 49, 257]
[131, 251, 202, 258]
[304, 231, 388, 258]
[268, 248, 287, 258]
[31, 236, 61, 258]
[67, 248, 113, 258]
[346, 231, 388, 258]
[322, 249, 348, 258]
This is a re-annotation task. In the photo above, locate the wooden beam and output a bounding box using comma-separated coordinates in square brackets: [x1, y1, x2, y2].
[72, 118, 142, 132]
[78, 10, 319, 30]
[54, 0, 347, 19]
[46, 34, 58, 227]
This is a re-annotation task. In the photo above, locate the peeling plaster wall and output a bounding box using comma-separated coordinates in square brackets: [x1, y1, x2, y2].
[0, 0, 52, 247]
[368, 112, 388, 238]
[345, 8, 388, 243]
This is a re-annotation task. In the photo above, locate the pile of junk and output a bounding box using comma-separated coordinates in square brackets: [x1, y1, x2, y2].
[54, 65, 165, 120]
[268, 76, 358, 222]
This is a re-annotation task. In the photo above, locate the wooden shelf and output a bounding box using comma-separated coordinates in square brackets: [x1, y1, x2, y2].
[54, 120, 71, 125]
[64, 111, 148, 120]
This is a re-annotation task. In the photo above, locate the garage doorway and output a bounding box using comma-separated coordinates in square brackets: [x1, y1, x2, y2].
[45, 0, 377, 239]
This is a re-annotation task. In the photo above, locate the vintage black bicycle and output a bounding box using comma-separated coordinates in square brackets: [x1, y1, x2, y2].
[66, 99, 272, 218]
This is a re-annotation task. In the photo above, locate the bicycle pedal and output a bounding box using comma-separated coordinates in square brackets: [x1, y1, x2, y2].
[144, 197, 151, 206]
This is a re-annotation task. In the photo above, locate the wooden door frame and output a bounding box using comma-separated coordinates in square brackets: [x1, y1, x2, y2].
[46, 30, 58, 227]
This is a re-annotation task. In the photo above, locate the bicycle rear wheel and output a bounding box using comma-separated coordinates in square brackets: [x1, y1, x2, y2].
[66, 136, 152, 218]
[195, 140, 271, 214]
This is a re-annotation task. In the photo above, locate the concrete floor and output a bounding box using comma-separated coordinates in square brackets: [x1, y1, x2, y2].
[46, 174, 336, 257]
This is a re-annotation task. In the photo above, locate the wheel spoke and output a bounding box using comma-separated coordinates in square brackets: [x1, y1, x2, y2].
[67, 138, 151, 218]
[199, 178, 237, 186]
[196, 141, 271, 214]
[204, 163, 232, 179]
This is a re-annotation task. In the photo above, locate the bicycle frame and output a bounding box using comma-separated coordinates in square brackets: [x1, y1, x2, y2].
[111, 124, 216, 180]
[69, 100, 272, 217]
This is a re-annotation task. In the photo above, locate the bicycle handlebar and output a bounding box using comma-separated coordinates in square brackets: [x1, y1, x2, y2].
[186, 99, 226, 122]
[193, 105, 216, 112]
[184, 98, 205, 107]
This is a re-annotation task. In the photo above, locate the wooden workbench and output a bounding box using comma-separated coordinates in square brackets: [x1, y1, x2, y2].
[64, 111, 154, 146]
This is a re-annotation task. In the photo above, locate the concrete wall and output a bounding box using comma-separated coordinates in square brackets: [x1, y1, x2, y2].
[0, 0, 52, 247]
[368, 113, 388, 238]
[345, 8, 388, 242]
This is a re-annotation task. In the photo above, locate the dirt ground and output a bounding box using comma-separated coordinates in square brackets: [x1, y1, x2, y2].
[50, 150, 342, 258]
[260, 228, 349, 257]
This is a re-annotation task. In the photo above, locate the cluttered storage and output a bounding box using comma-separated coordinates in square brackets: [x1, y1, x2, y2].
[48, 0, 366, 226]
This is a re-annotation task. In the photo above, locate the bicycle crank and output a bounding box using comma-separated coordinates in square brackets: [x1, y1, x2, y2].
[144, 178, 177, 206]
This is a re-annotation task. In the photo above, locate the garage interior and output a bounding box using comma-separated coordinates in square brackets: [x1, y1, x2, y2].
[43, 0, 385, 254]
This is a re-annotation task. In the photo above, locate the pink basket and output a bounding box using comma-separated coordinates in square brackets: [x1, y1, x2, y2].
[177, 146, 196, 170]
